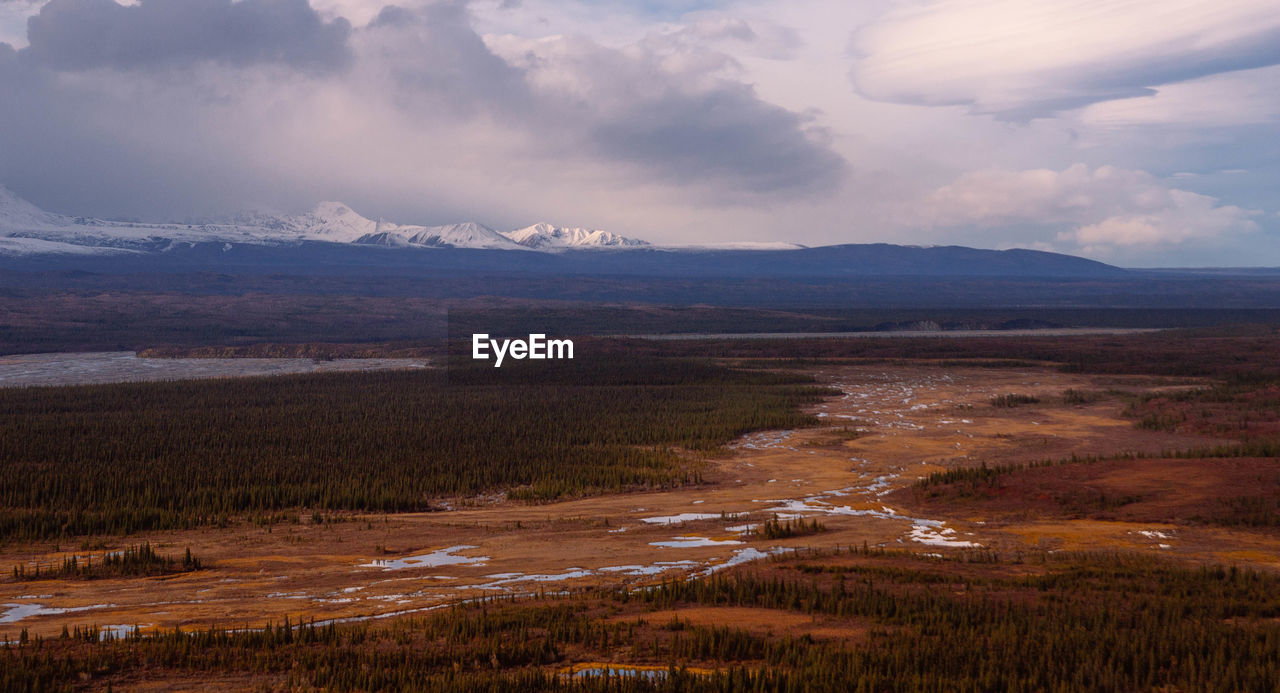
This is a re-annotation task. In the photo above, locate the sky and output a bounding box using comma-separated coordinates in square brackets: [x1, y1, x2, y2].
[1, 0, 1277, 266]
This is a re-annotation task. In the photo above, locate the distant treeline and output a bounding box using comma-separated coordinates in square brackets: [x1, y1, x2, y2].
[138, 343, 438, 359]
[5, 549, 1280, 691]
[137, 332, 1280, 387]
[616, 332, 1280, 384]
[11, 543, 201, 581]
[3, 277, 1280, 354]
[448, 306, 1280, 338]
[1127, 380, 1280, 439]
[0, 355, 825, 542]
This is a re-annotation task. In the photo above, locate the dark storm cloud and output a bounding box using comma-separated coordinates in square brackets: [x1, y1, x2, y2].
[590, 84, 844, 194]
[361, 2, 532, 116]
[489, 26, 845, 195]
[0, 0, 845, 222]
[22, 0, 351, 73]
[360, 4, 842, 193]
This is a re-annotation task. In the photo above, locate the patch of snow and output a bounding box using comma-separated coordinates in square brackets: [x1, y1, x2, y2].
[479, 569, 595, 587]
[572, 665, 668, 680]
[907, 524, 982, 548]
[597, 561, 698, 576]
[98, 624, 148, 640]
[0, 236, 136, 256]
[640, 513, 721, 525]
[1, 602, 117, 624]
[650, 536, 744, 548]
[361, 545, 489, 571]
[700, 547, 791, 575]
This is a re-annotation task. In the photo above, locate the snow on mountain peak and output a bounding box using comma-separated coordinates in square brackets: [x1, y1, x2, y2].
[505, 223, 649, 249]
[404, 222, 528, 250]
[355, 221, 529, 250]
[313, 201, 359, 217]
[285, 201, 379, 243]
[0, 185, 67, 229]
[0, 189, 651, 254]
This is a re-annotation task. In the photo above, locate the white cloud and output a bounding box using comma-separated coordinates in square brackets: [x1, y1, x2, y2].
[0, 0, 44, 48]
[1075, 64, 1280, 129]
[641, 13, 803, 62]
[1063, 190, 1258, 249]
[922, 163, 1259, 251]
[925, 164, 1158, 226]
[850, 0, 1280, 118]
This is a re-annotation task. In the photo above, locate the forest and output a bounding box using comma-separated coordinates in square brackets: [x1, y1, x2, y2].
[11, 543, 200, 581]
[623, 330, 1280, 383]
[0, 355, 826, 542]
[4, 278, 1280, 354]
[5, 548, 1280, 691]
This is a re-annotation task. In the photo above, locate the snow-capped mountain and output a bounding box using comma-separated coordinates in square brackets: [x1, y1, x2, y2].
[245, 201, 379, 244]
[0, 235, 138, 256]
[0, 186, 807, 256]
[0, 187, 1128, 279]
[0, 186, 66, 229]
[357, 221, 527, 250]
[0, 187, 641, 254]
[505, 223, 649, 250]
[222, 204, 526, 249]
[1, 186, 306, 251]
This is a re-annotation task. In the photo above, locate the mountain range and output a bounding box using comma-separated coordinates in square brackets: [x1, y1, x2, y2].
[0, 187, 655, 255]
[0, 186, 1125, 279]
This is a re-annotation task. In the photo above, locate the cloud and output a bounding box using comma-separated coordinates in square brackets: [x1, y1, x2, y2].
[0, 0, 844, 225]
[1062, 190, 1258, 249]
[922, 163, 1259, 251]
[490, 30, 843, 195]
[588, 84, 841, 194]
[850, 0, 1280, 118]
[356, 3, 532, 117]
[924, 164, 1162, 227]
[1075, 64, 1280, 129]
[641, 14, 803, 62]
[23, 0, 352, 73]
[0, 0, 42, 48]
[0, 0, 1273, 265]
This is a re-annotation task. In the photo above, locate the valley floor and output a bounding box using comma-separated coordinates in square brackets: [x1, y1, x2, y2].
[6, 363, 1271, 644]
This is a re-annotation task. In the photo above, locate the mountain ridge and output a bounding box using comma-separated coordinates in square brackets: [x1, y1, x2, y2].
[0, 186, 1125, 280]
[506, 223, 650, 250]
[0, 188, 643, 253]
